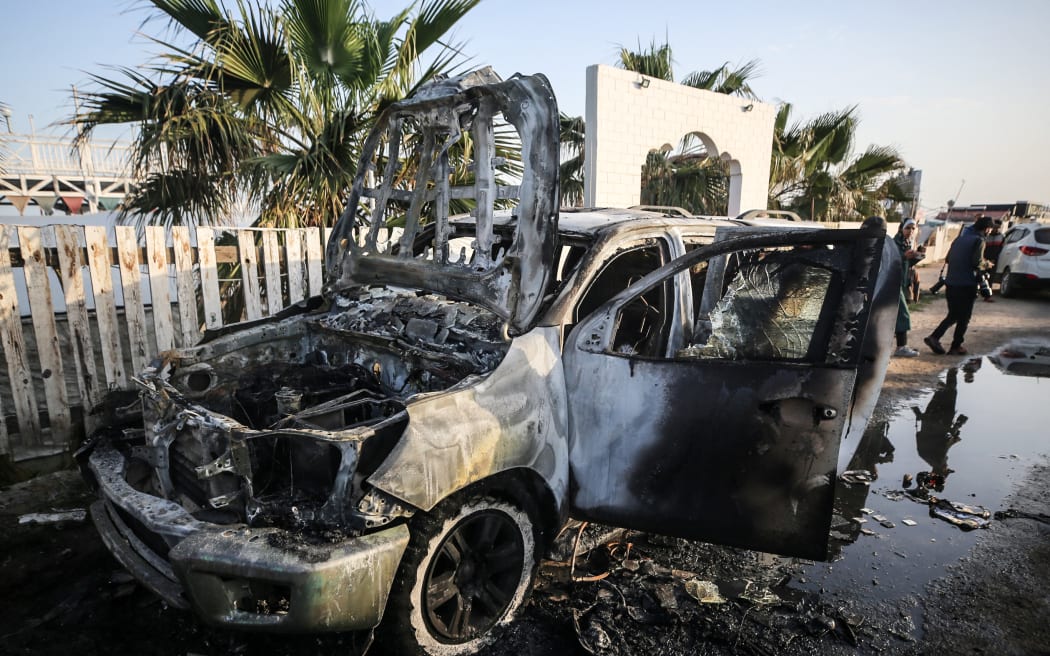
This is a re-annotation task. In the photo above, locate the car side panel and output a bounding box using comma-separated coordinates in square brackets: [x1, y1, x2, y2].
[367, 327, 569, 513]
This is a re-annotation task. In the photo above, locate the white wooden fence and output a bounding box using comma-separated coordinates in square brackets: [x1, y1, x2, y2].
[0, 224, 332, 462]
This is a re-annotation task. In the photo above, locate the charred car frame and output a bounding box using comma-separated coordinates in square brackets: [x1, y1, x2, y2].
[81, 69, 900, 655]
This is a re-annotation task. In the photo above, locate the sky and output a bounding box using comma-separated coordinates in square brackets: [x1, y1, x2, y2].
[2, 0, 1048, 215]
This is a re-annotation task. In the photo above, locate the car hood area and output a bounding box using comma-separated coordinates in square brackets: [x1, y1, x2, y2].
[325, 68, 561, 336]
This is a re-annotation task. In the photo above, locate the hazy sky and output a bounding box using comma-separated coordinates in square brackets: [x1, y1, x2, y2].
[3, 0, 1048, 214]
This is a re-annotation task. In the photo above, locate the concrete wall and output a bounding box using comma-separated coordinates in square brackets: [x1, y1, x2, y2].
[584, 65, 776, 215]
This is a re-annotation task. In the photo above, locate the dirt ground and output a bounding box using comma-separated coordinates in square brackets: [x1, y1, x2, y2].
[880, 266, 1050, 404]
[0, 264, 1047, 656]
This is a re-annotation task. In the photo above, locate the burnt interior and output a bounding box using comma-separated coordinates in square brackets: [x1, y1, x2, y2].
[229, 361, 384, 430]
[116, 287, 512, 535]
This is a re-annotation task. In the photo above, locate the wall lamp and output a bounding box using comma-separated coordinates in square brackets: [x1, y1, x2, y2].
[742, 103, 754, 112]
[639, 77, 651, 88]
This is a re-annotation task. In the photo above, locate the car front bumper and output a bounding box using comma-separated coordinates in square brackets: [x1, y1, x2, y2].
[88, 445, 410, 632]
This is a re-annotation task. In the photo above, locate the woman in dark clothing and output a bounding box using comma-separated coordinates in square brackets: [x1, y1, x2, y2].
[892, 219, 923, 357]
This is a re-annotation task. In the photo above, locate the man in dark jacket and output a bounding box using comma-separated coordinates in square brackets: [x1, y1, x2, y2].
[923, 216, 994, 355]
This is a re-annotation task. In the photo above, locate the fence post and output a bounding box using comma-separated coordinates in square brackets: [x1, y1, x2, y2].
[238, 230, 263, 321]
[196, 227, 222, 330]
[116, 226, 151, 374]
[18, 226, 71, 446]
[84, 226, 127, 389]
[286, 229, 306, 304]
[261, 230, 283, 316]
[306, 227, 324, 298]
[0, 225, 42, 445]
[55, 225, 103, 413]
[146, 227, 175, 352]
[171, 226, 200, 347]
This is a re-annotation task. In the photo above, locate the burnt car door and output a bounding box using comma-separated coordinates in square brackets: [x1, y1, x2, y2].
[564, 227, 891, 560]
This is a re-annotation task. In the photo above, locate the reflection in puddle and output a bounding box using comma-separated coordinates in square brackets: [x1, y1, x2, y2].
[796, 344, 1049, 604]
[990, 337, 1050, 378]
[913, 365, 967, 485]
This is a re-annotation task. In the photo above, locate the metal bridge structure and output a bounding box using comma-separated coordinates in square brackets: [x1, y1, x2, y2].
[0, 132, 137, 216]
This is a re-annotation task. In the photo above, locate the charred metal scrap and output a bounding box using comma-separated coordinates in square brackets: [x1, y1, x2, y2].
[327, 67, 561, 336]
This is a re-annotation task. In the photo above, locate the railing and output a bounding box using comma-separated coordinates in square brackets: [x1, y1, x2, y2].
[0, 223, 334, 463]
[1, 133, 139, 215]
[1, 133, 134, 177]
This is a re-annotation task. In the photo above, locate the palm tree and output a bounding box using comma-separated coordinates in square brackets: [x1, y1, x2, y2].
[559, 112, 586, 207]
[616, 39, 760, 98]
[71, 0, 481, 229]
[610, 40, 760, 212]
[769, 104, 906, 221]
[617, 39, 675, 82]
[640, 133, 729, 215]
[679, 61, 761, 99]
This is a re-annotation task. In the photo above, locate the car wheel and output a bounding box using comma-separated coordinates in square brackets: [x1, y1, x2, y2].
[380, 494, 539, 655]
[1000, 268, 1017, 298]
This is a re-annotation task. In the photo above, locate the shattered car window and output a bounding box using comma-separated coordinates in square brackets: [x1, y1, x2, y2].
[577, 244, 667, 322]
[577, 244, 672, 357]
[681, 246, 839, 361]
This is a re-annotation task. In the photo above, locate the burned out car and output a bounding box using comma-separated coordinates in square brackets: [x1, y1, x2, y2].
[81, 69, 900, 655]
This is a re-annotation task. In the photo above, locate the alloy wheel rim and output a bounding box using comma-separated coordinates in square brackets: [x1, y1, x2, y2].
[423, 509, 526, 642]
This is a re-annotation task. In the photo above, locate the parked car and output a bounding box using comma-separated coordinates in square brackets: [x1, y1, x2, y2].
[990, 338, 1050, 378]
[79, 69, 900, 655]
[995, 223, 1050, 296]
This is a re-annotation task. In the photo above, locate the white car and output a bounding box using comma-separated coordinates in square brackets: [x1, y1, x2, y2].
[996, 223, 1050, 297]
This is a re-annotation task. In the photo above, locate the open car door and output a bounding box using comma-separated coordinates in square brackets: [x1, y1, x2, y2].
[564, 226, 893, 560]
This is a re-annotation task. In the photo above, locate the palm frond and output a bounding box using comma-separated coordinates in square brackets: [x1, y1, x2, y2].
[681, 59, 760, 99]
[617, 39, 674, 81]
[212, 4, 295, 110]
[285, 0, 366, 87]
[148, 0, 229, 43]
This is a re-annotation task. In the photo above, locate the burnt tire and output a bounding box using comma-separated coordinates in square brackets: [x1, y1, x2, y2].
[379, 494, 539, 656]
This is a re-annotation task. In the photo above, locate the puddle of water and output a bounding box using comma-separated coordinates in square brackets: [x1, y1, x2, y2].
[796, 348, 1049, 603]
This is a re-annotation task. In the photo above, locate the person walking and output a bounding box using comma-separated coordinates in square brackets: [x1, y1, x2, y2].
[923, 216, 995, 356]
[893, 219, 923, 357]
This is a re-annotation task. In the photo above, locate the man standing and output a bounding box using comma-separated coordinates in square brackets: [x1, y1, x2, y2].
[923, 216, 994, 356]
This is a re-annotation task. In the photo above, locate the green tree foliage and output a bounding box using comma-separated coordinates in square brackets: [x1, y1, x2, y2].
[71, 0, 480, 228]
[769, 104, 907, 220]
[559, 112, 586, 207]
[640, 133, 728, 215]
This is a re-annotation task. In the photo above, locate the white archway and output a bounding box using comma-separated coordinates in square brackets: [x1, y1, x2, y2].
[583, 65, 775, 215]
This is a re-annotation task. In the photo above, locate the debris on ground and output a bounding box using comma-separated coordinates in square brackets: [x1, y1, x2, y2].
[683, 579, 725, 604]
[929, 497, 991, 530]
[518, 530, 916, 656]
[840, 470, 875, 485]
[17, 509, 87, 525]
[738, 580, 780, 606]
